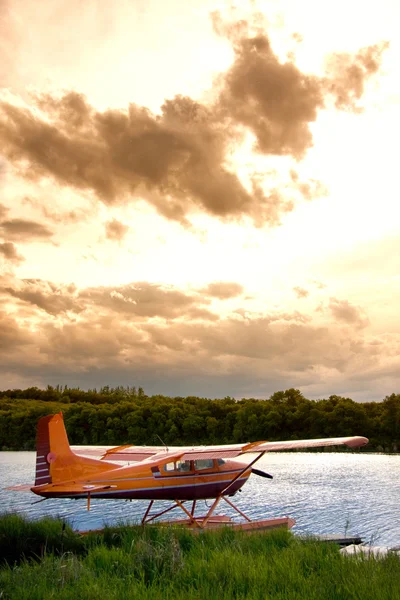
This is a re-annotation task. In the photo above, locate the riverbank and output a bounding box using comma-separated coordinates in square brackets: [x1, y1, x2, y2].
[0, 514, 399, 600]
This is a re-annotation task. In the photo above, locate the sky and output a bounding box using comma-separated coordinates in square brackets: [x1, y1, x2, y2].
[0, 0, 399, 402]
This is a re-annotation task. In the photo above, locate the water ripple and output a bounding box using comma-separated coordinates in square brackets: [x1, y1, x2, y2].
[1, 452, 399, 545]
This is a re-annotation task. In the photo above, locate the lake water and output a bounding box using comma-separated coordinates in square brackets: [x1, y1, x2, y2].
[1, 452, 399, 546]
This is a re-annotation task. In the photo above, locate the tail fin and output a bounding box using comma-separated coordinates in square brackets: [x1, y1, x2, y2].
[35, 413, 115, 486]
[35, 415, 53, 485]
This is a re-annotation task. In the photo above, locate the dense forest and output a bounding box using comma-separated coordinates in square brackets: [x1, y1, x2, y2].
[0, 386, 399, 452]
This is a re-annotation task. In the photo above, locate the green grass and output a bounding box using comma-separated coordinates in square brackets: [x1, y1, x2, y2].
[0, 514, 399, 600]
[0, 513, 85, 565]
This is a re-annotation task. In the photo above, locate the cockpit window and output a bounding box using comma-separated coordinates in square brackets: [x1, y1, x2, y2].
[194, 459, 214, 470]
[217, 458, 226, 466]
[178, 460, 191, 472]
[163, 460, 192, 473]
[164, 462, 175, 472]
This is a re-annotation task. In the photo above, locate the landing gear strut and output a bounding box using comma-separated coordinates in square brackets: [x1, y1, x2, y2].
[141, 494, 252, 528]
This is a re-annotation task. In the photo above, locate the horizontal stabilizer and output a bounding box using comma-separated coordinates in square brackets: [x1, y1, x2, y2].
[5, 484, 32, 492]
[31, 483, 118, 494]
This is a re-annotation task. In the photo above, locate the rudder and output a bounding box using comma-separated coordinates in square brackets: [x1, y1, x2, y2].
[35, 414, 54, 485]
[34, 413, 115, 487]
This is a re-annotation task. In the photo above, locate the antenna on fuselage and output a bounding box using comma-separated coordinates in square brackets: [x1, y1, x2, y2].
[155, 434, 169, 453]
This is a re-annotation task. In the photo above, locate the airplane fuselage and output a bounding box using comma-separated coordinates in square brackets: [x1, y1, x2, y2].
[31, 458, 251, 501]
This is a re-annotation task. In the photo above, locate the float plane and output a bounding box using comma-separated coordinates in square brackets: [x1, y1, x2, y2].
[29, 413, 368, 529]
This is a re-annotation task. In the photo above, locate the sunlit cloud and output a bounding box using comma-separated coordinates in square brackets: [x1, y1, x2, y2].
[0, 0, 398, 402]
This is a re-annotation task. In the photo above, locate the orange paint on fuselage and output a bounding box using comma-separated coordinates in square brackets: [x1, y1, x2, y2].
[31, 414, 251, 501]
[31, 458, 251, 501]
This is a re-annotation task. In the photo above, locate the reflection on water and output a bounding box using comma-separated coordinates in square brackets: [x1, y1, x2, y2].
[1, 452, 399, 546]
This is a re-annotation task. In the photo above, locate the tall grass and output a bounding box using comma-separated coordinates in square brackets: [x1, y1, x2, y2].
[0, 514, 399, 599]
[0, 513, 85, 565]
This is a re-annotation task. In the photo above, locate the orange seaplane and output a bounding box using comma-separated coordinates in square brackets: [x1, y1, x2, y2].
[30, 413, 368, 530]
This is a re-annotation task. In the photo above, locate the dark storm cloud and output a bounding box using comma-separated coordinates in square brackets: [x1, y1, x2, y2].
[0, 218, 53, 241]
[329, 298, 369, 329]
[105, 218, 130, 241]
[0, 18, 387, 226]
[0, 241, 24, 263]
[201, 281, 244, 299]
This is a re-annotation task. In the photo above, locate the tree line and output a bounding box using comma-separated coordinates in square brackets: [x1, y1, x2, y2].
[0, 386, 399, 452]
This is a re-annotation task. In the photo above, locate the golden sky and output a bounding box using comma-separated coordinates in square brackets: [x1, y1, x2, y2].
[1, 0, 399, 401]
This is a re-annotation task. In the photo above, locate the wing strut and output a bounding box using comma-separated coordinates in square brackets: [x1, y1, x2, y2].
[222, 451, 265, 495]
[140, 451, 268, 528]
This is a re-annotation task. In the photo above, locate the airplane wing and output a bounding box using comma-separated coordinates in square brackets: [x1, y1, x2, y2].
[245, 436, 369, 453]
[70, 446, 136, 459]
[71, 444, 170, 461]
[101, 446, 164, 461]
[98, 436, 368, 462]
[180, 436, 368, 460]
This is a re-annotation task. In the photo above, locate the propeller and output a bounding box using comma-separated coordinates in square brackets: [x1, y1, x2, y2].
[251, 468, 273, 479]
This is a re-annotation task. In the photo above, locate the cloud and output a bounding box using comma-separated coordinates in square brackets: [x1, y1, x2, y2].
[0, 306, 45, 376]
[0, 241, 24, 263]
[105, 218, 130, 241]
[213, 14, 387, 157]
[310, 279, 327, 290]
[328, 298, 369, 329]
[23, 196, 94, 225]
[289, 170, 328, 201]
[0, 276, 397, 400]
[0, 218, 53, 241]
[186, 307, 220, 321]
[0, 156, 7, 182]
[80, 282, 213, 319]
[201, 281, 244, 299]
[215, 30, 323, 158]
[0, 279, 80, 315]
[293, 286, 309, 299]
[0, 279, 217, 320]
[0, 18, 387, 226]
[0, 202, 9, 220]
[0, 292, 381, 397]
[325, 43, 390, 110]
